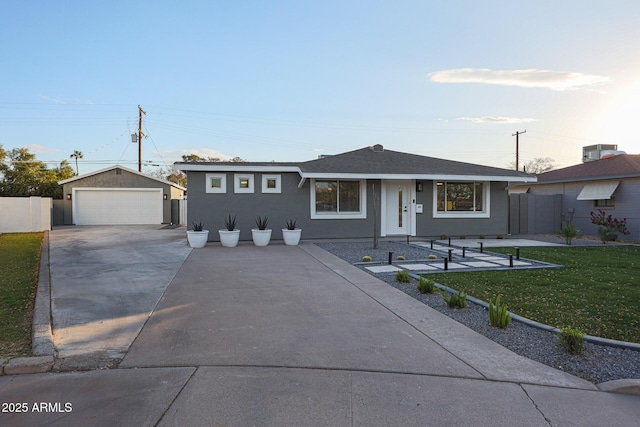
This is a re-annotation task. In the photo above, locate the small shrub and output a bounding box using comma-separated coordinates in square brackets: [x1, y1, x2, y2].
[417, 276, 435, 294]
[428, 254, 438, 260]
[397, 255, 405, 260]
[557, 327, 585, 355]
[362, 256, 372, 262]
[223, 214, 238, 231]
[440, 234, 447, 240]
[459, 235, 466, 239]
[488, 295, 512, 328]
[442, 291, 467, 308]
[255, 215, 269, 230]
[285, 219, 297, 230]
[557, 223, 581, 245]
[496, 235, 504, 239]
[191, 221, 204, 231]
[479, 234, 485, 239]
[395, 270, 411, 283]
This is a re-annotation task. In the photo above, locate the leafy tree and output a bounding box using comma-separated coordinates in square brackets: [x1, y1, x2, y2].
[507, 157, 555, 174]
[146, 166, 187, 188]
[151, 153, 245, 189]
[0, 145, 74, 198]
[181, 154, 220, 162]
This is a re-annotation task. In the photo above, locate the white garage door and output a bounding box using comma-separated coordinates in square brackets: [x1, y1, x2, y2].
[74, 188, 163, 225]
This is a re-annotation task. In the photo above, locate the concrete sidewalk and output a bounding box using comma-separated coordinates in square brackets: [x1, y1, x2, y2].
[1, 234, 639, 426]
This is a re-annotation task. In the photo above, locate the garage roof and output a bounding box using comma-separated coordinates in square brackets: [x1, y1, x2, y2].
[59, 165, 186, 191]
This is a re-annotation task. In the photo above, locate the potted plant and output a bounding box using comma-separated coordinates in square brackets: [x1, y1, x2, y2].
[282, 219, 302, 246]
[252, 215, 271, 246]
[187, 221, 209, 248]
[219, 214, 240, 247]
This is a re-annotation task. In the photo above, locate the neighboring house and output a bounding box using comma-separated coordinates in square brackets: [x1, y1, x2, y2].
[509, 154, 640, 240]
[175, 145, 535, 241]
[58, 166, 186, 225]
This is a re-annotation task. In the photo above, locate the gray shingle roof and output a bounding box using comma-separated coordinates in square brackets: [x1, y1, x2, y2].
[176, 145, 535, 181]
[536, 154, 640, 183]
[299, 146, 533, 178]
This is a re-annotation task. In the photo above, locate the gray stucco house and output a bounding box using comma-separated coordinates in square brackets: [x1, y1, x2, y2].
[58, 165, 186, 225]
[509, 153, 640, 241]
[175, 145, 535, 241]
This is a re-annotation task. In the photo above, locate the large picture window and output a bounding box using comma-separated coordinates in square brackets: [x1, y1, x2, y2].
[311, 179, 366, 219]
[434, 181, 490, 218]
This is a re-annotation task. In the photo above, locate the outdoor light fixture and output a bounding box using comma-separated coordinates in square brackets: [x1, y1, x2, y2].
[163, 194, 168, 200]
[66, 193, 72, 200]
[416, 182, 423, 192]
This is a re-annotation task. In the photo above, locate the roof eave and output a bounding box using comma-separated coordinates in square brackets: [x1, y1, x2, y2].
[532, 173, 640, 185]
[299, 172, 537, 182]
[174, 163, 302, 173]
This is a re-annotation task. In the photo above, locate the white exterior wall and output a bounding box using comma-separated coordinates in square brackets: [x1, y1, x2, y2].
[0, 197, 52, 232]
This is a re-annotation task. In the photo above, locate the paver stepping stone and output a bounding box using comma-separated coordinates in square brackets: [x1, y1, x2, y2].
[431, 262, 468, 270]
[365, 265, 403, 273]
[398, 263, 438, 271]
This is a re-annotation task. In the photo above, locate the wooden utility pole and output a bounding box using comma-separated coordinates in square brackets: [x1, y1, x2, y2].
[137, 105, 146, 172]
[512, 130, 526, 171]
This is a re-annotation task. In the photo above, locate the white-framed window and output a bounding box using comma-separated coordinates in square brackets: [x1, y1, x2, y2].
[433, 181, 490, 218]
[206, 173, 226, 194]
[234, 174, 254, 193]
[310, 179, 366, 219]
[262, 174, 281, 193]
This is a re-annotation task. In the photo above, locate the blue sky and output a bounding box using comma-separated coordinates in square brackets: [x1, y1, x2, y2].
[3, 1, 640, 175]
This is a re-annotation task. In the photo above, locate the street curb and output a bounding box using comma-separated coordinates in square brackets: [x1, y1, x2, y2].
[597, 379, 640, 395]
[3, 356, 54, 375]
[32, 230, 55, 357]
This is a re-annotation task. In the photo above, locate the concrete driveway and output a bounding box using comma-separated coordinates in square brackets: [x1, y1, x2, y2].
[1, 228, 639, 426]
[48, 226, 191, 360]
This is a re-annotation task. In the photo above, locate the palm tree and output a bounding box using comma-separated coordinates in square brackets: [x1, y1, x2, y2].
[70, 150, 83, 175]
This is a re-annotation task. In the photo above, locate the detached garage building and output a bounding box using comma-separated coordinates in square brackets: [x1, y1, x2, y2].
[58, 166, 186, 225]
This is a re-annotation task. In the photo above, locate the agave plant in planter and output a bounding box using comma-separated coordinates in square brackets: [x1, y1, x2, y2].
[282, 219, 302, 246]
[219, 214, 240, 247]
[187, 221, 209, 248]
[252, 215, 272, 246]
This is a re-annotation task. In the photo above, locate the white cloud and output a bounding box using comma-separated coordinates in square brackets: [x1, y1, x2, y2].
[25, 144, 60, 154]
[457, 116, 536, 124]
[429, 68, 611, 91]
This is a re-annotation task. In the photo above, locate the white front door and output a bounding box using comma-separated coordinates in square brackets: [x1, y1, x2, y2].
[383, 180, 412, 235]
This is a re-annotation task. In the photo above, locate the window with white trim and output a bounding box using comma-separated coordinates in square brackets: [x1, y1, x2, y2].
[262, 174, 281, 193]
[234, 174, 254, 193]
[433, 181, 490, 218]
[205, 173, 226, 193]
[311, 179, 366, 219]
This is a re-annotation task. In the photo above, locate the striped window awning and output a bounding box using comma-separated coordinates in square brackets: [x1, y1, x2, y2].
[576, 181, 619, 200]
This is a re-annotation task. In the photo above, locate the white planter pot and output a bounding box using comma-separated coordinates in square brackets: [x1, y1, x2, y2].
[187, 230, 209, 248]
[282, 228, 302, 246]
[219, 229, 240, 247]
[251, 229, 272, 247]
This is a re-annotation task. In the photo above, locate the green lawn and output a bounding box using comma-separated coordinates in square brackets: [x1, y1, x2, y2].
[432, 245, 640, 343]
[0, 232, 43, 358]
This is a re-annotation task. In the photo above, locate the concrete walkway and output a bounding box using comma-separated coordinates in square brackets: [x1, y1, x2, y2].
[1, 229, 639, 426]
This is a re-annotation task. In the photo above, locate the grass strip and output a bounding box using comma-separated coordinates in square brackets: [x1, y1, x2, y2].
[0, 232, 44, 358]
[432, 245, 640, 343]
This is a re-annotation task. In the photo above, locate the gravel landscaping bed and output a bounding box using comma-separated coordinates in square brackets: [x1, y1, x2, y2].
[317, 240, 640, 384]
